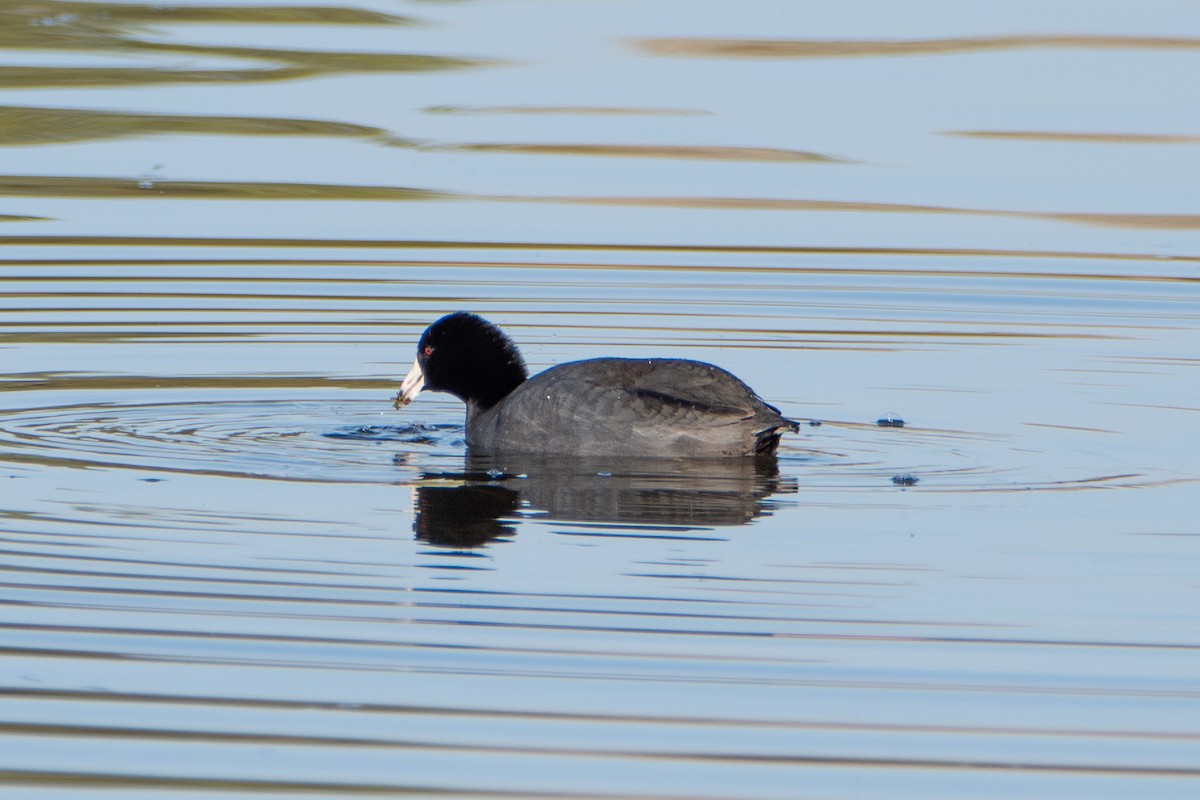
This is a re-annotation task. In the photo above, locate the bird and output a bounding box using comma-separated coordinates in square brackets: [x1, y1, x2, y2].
[394, 312, 798, 457]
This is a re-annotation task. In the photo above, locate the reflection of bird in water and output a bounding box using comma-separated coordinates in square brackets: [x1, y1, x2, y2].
[413, 454, 796, 549]
[394, 312, 800, 457]
[414, 484, 520, 549]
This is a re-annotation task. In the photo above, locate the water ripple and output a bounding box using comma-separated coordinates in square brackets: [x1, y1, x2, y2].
[0, 398, 457, 482]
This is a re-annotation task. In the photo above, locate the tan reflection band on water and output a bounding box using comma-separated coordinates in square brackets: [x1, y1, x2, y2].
[636, 34, 1200, 59]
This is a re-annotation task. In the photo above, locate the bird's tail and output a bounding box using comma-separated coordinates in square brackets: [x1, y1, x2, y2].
[753, 418, 800, 455]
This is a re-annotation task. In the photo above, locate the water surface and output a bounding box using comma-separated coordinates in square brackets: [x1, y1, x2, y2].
[1, 1, 1198, 798]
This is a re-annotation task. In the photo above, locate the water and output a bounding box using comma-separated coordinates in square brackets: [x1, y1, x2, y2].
[1, 1, 1199, 798]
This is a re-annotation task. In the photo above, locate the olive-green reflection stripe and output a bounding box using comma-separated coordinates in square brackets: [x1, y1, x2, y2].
[0, 51, 482, 93]
[0, 176, 444, 200]
[440, 142, 843, 163]
[0, 1, 412, 32]
[1, 178, 1197, 231]
[130, 41, 488, 75]
[0, 105, 402, 148]
[554, 195, 1200, 230]
[0, 101, 709, 149]
[1, 236, 1196, 264]
[0, 42, 483, 92]
[0, 66, 310, 90]
[0, 1, 482, 89]
[0, 60, 481, 90]
[0, 3, 473, 96]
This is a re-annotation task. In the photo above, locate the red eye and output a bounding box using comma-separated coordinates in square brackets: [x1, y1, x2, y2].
[423, 345, 434, 356]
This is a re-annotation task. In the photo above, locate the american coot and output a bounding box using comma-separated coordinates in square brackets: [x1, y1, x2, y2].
[394, 312, 799, 457]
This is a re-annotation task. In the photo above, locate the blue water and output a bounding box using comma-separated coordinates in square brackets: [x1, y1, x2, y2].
[0, 1, 1198, 797]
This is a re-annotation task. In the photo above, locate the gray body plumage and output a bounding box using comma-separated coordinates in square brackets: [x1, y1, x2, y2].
[464, 357, 797, 457]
